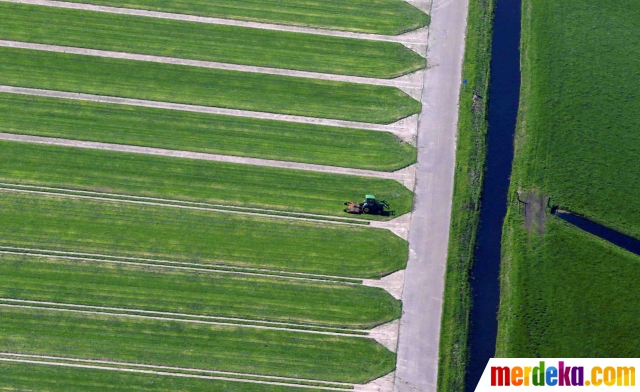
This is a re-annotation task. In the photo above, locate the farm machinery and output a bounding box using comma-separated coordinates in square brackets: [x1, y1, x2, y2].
[344, 194, 392, 215]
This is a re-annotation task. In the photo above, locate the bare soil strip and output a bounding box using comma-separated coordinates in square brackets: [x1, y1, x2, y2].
[0, 0, 427, 47]
[0, 247, 362, 284]
[0, 86, 415, 139]
[0, 303, 369, 338]
[0, 187, 367, 227]
[0, 298, 368, 334]
[0, 182, 366, 223]
[0, 355, 352, 390]
[0, 40, 421, 95]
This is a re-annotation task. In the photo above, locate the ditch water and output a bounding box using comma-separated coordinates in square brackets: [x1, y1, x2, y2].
[555, 212, 640, 257]
[465, 0, 523, 390]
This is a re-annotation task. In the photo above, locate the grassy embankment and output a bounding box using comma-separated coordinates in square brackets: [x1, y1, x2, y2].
[0, 3, 425, 79]
[497, 0, 640, 357]
[437, 0, 494, 390]
[0, 94, 416, 171]
[0, 192, 408, 278]
[0, 254, 400, 328]
[58, 0, 430, 35]
[0, 48, 421, 124]
[0, 141, 414, 218]
[0, 307, 395, 383]
[0, 362, 325, 392]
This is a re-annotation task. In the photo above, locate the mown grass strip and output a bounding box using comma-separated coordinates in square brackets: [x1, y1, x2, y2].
[0, 254, 400, 329]
[0, 361, 338, 392]
[0, 3, 425, 78]
[53, 0, 429, 35]
[0, 47, 421, 124]
[0, 192, 408, 278]
[437, 0, 494, 391]
[0, 141, 413, 219]
[0, 307, 395, 383]
[0, 93, 416, 171]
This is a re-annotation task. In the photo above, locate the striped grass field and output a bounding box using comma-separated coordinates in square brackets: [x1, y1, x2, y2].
[0, 3, 425, 79]
[0, 47, 421, 124]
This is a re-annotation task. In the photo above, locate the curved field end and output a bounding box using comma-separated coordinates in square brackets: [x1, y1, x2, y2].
[0, 141, 413, 219]
[0, 3, 425, 79]
[0, 47, 421, 124]
[0, 93, 416, 172]
[40, 0, 430, 35]
[0, 361, 331, 392]
[0, 307, 396, 384]
[0, 192, 408, 278]
[0, 254, 401, 329]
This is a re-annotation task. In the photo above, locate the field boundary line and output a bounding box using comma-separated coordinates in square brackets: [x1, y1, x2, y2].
[0, 86, 418, 141]
[0, 40, 423, 96]
[0, 187, 372, 227]
[0, 303, 372, 338]
[0, 0, 428, 48]
[0, 298, 369, 334]
[0, 247, 363, 283]
[0, 182, 367, 222]
[0, 353, 354, 391]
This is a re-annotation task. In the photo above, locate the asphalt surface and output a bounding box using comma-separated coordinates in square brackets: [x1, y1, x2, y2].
[394, 0, 470, 390]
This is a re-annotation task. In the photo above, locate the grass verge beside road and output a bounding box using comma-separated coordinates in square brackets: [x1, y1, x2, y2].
[0, 254, 401, 329]
[57, 0, 430, 35]
[0, 307, 396, 383]
[0, 94, 416, 171]
[0, 3, 425, 79]
[0, 192, 408, 278]
[437, 1, 494, 391]
[0, 47, 421, 124]
[0, 141, 414, 218]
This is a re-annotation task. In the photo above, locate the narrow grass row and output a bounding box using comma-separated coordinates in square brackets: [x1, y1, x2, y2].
[0, 3, 425, 79]
[0, 141, 413, 219]
[0, 254, 400, 329]
[0, 307, 395, 383]
[0, 47, 421, 124]
[0, 192, 408, 278]
[56, 0, 430, 35]
[0, 93, 416, 171]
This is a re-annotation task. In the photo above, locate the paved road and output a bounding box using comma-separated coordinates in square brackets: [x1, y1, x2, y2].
[394, 0, 470, 390]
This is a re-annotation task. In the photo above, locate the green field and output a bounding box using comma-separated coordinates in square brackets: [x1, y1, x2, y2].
[0, 48, 421, 124]
[0, 94, 416, 171]
[498, 0, 640, 359]
[437, 0, 494, 390]
[59, 0, 429, 35]
[512, 0, 640, 238]
[0, 141, 414, 218]
[0, 3, 425, 79]
[0, 192, 408, 278]
[0, 362, 322, 392]
[497, 217, 640, 357]
[0, 307, 395, 383]
[0, 254, 400, 328]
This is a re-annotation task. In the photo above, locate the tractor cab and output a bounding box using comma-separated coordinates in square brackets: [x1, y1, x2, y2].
[344, 194, 391, 215]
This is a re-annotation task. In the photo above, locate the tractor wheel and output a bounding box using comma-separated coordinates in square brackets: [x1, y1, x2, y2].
[363, 206, 371, 214]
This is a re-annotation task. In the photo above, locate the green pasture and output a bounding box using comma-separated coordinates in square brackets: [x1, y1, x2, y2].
[0, 48, 421, 124]
[497, 216, 640, 357]
[0, 141, 414, 218]
[0, 3, 425, 78]
[59, 0, 429, 35]
[0, 254, 400, 328]
[0, 192, 408, 278]
[0, 362, 323, 392]
[0, 307, 396, 383]
[513, 0, 640, 238]
[0, 94, 416, 171]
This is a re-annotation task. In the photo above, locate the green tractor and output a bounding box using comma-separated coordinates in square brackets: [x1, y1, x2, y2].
[344, 194, 391, 215]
